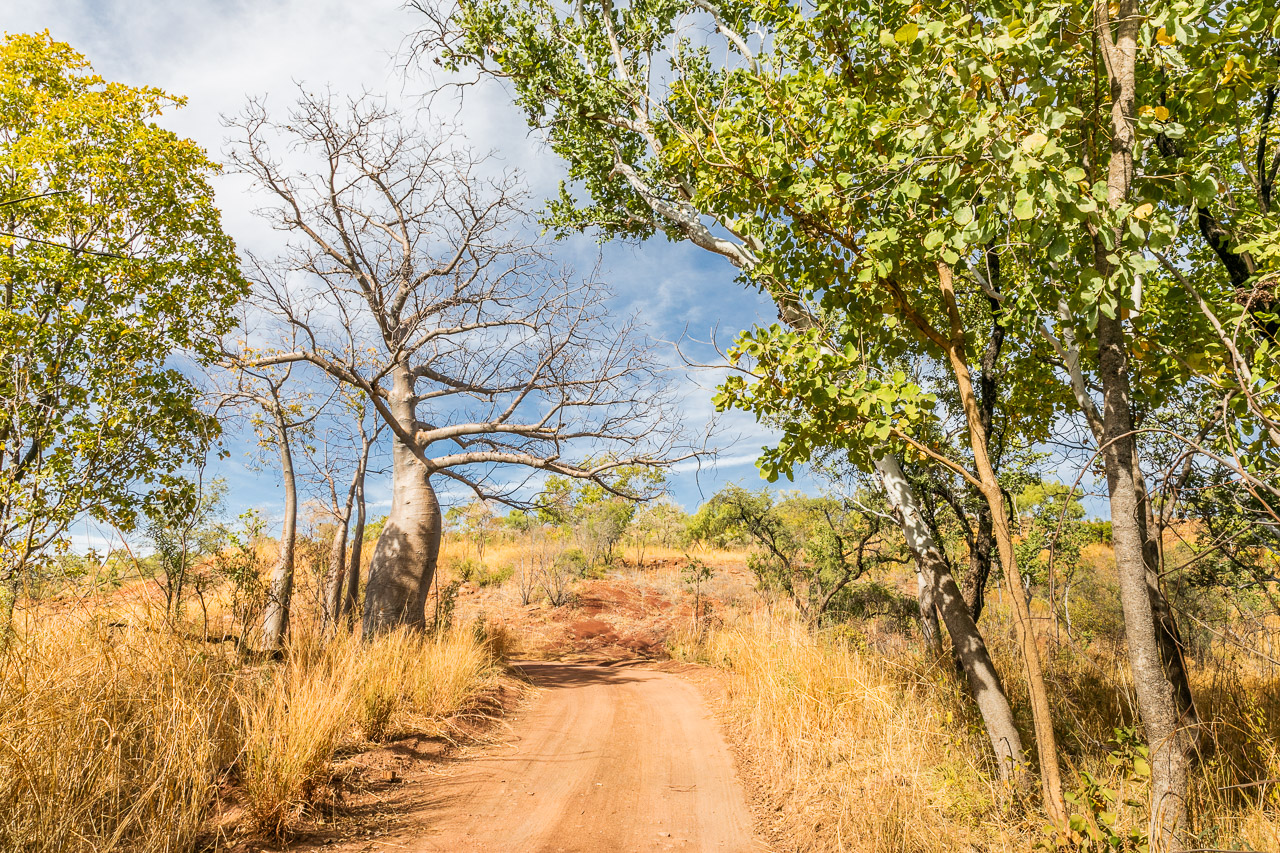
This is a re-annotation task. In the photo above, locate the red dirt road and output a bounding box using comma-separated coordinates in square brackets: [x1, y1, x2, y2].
[415, 661, 760, 852]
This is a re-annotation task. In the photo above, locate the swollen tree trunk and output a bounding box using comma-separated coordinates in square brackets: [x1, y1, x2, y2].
[1094, 4, 1195, 847]
[362, 367, 443, 635]
[261, 416, 298, 651]
[876, 454, 1027, 785]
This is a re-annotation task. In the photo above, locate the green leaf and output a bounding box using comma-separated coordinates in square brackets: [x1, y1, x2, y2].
[1012, 191, 1036, 221]
[894, 22, 919, 44]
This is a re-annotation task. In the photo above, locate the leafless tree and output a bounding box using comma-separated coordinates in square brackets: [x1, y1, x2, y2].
[225, 89, 684, 635]
[213, 353, 323, 651]
[299, 390, 383, 632]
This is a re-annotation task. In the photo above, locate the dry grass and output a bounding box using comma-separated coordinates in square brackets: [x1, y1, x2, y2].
[674, 605, 1280, 853]
[673, 612, 1025, 852]
[0, 606, 505, 851]
[0, 615, 242, 853]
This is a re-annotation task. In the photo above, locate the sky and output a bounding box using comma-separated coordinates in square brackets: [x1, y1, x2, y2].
[9, 0, 811, 546]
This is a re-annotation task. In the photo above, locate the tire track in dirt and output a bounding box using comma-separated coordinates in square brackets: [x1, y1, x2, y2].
[414, 661, 760, 852]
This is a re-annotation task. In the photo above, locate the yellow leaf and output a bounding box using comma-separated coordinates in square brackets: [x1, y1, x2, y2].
[1153, 105, 1170, 121]
[1021, 131, 1049, 151]
[1155, 27, 1175, 46]
[908, 2, 922, 14]
[1138, 105, 1154, 117]
[1133, 202, 1154, 220]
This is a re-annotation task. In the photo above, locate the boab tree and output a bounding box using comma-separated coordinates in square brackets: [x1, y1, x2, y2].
[226, 90, 679, 635]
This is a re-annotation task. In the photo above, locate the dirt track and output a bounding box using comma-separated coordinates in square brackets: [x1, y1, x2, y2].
[415, 661, 759, 852]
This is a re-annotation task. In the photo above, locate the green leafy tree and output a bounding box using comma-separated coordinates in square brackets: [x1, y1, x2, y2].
[433, 2, 1280, 836]
[689, 485, 906, 626]
[0, 33, 244, 618]
[537, 465, 667, 568]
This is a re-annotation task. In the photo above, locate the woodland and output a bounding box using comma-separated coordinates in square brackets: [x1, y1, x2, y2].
[3, 1, 1280, 851]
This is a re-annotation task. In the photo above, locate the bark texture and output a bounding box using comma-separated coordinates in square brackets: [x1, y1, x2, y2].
[1094, 3, 1195, 847]
[343, 469, 367, 627]
[937, 263, 1065, 823]
[322, 511, 350, 628]
[916, 567, 943, 656]
[261, 415, 297, 651]
[362, 369, 443, 634]
[876, 454, 1027, 784]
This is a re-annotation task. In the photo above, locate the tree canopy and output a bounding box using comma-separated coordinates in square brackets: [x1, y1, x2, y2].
[0, 32, 245, 594]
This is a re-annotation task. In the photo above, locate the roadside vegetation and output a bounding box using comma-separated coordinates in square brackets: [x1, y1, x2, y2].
[4, 3, 1280, 851]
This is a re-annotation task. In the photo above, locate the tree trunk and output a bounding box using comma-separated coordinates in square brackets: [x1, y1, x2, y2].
[876, 454, 1027, 785]
[261, 416, 297, 651]
[1097, 313, 1193, 850]
[1094, 3, 1195, 846]
[322, 512, 350, 629]
[916, 566, 943, 655]
[1050, 305, 1198, 728]
[937, 262, 1066, 824]
[962, 505, 995, 621]
[342, 452, 369, 628]
[362, 367, 442, 635]
[1136, 464, 1199, 732]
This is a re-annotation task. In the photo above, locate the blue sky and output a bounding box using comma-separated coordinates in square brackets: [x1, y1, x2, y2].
[11, 0, 811, 545]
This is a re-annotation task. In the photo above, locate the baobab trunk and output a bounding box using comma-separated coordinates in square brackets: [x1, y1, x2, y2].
[261, 416, 298, 651]
[362, 368, 442, 635]
[876, 454, 1027, 784]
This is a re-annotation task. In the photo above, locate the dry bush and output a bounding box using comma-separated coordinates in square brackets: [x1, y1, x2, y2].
[240, 620, 503, 837]
[682, 598, 1280, 853]
[0, 617, 241, 853]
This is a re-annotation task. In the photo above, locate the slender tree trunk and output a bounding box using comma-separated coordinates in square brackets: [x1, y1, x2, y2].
[322, 511, 350, 629]
[1097, 312, 1192, 850]
[1136, 465, 1199, 731]
[261, 416, 298, 651]
[916, 566, 943, 655]
[876, 454, 1027, 785]
[1050, 306, 1198, 726]
[938, 262, 1066, 825]
[342, 467, 367, 628]
[362, 367, 442, 635]
[1094, 3, 1194, 846]
[962, 506, 995, 621]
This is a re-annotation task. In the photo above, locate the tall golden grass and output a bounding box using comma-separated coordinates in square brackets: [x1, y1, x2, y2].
[673, 609, 1280, 853]
[0, 610, 504, 851]
[674, 613, 1020, 852]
